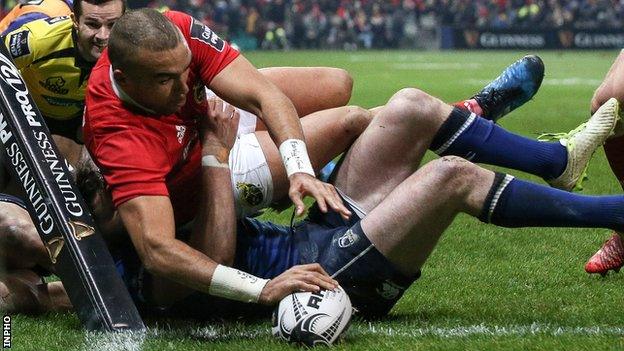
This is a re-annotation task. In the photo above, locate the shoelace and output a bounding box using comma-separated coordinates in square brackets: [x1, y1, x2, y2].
[478, 88, 519, 117]
[537, 123, 589, 191]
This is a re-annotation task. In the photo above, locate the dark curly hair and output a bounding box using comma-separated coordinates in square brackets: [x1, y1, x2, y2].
[73, 0, 126, 21]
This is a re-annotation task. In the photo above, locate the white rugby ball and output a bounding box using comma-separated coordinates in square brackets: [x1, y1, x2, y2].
[272, 287, 352, 346]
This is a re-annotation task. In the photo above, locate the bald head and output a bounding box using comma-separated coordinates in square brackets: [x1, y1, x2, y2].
[108, 8, 183, 70]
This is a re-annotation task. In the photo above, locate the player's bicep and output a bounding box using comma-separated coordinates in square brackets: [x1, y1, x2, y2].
[209, 55, 274, 116]
[118, 195, 176, 262]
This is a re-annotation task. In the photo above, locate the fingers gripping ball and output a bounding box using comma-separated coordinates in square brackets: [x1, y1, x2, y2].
[272, 287, 353, 347]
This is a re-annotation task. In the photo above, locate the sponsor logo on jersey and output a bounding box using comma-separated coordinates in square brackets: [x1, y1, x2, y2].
[189, 17, 225, 52]
[236, 182, 264, 207]
[41, 95, 83, 108]
[44, 16, 70, 25]
[39, 76, 69, 95]
[21, 0, 44, 6]
[175, 125, 186, 144]
[337, 229, 359, 248]
[8, 30, 30, 58]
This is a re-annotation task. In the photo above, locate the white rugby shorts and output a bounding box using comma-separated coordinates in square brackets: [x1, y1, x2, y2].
[228, 133, 273, 218]
[205, 88, 257, 136]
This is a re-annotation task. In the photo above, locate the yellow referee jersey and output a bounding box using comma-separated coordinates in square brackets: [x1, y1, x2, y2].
[2, 15, 92, 122]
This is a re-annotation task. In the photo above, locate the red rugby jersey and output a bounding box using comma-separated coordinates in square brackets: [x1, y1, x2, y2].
[83, 11, 239, 224]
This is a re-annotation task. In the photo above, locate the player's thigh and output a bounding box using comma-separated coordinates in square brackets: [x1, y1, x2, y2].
[358, 157, 490, 273]
[256, 106, 371, 202]
[332, 88, 452, 213]
[258, 67, 353, 117]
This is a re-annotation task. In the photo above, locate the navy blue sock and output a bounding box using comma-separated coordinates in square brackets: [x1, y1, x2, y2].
[481, 176, 624, 232]
[430, 108, 567, 180]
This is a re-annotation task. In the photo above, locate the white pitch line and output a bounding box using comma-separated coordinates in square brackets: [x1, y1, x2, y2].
[350, 322, 624, 338]
[80, 322, 624, 349]
[172, 322, 624, 340]
[543, 78, 602, 86]
[82, 330, 146, 351]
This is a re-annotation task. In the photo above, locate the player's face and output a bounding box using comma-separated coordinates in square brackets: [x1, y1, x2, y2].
[119, 41, 193, 115]
[72, 0, 124, 62]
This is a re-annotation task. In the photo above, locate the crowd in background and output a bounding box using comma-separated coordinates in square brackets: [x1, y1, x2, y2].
[2, 0, 624, 49]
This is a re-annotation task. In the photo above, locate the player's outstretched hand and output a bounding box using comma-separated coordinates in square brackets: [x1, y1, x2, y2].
[202, 98, 240, 154]
[288, 173, 351, 219]
[258, 263, 338, 305]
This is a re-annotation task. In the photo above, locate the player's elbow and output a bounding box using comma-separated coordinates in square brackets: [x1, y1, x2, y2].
[139, 240, 175, 277]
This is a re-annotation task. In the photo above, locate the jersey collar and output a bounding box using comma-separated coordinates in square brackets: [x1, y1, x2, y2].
[109, 66, 158, 115]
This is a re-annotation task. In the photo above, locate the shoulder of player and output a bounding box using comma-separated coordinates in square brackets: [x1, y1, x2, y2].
[10, 16, 73, 59]
[23, 16, 73, 43]
[163, 10, 191, 24]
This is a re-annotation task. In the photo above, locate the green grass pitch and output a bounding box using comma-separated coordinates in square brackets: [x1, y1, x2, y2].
[8, 50, 624, 350]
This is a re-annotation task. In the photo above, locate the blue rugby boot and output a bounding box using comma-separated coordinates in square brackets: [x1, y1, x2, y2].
[472, 55, 544, 122]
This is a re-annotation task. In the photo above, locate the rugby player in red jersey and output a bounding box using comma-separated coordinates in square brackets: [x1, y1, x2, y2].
[83, 8, 353, 305]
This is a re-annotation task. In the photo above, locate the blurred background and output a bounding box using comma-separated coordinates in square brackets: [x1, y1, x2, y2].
[3, 0, 624, 51]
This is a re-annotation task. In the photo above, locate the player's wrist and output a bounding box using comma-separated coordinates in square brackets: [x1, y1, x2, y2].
[279, 139, 315, 177]
[201, 155, 228, 168]
[201, 144, 230, 164]
[209, 265, 269, 303]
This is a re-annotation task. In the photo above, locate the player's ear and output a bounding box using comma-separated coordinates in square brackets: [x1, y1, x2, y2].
[71, 13, 79, 30]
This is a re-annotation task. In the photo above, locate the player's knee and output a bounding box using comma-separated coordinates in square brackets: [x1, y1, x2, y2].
[391, 88, 430, 106]
[427, 156, 479, 193]
[330, 68, 353, 105]
[385, 88, 440, 124]
[341, 105, 372, 135]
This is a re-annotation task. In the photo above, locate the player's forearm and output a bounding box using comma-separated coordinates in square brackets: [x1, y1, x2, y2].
[147, 236, 270, 305]
[256, 88, 305, 145]
[189, 151, 236, 265]
[144, 237, 218, 293]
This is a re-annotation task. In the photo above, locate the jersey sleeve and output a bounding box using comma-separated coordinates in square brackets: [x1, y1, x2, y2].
[93, 131, 171, 207]
[2, 23, 36, 68]
[165, 11, 240, 84]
